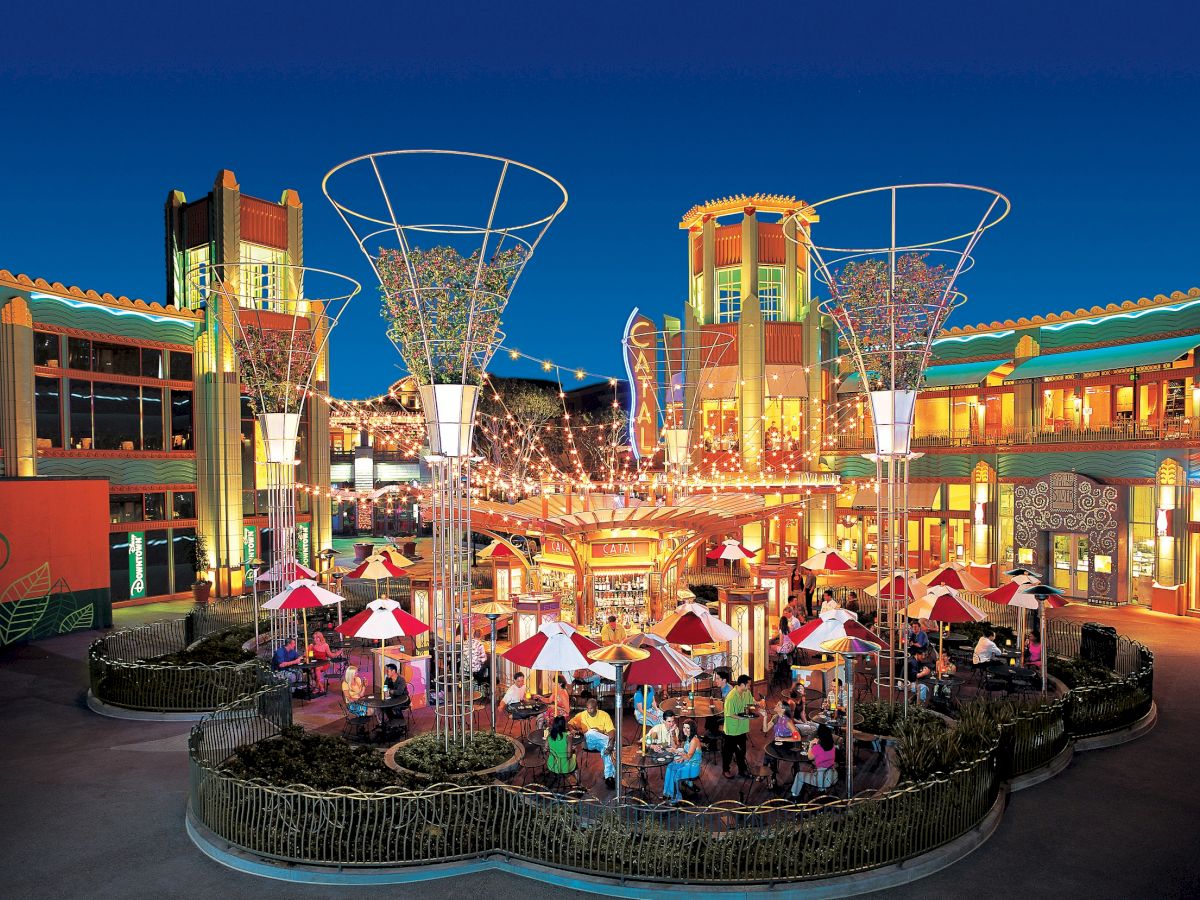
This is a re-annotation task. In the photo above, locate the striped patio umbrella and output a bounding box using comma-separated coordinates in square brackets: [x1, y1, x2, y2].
[378, 546, 415, 568]
[335, 598, 430, 694]
[502, 621, 616, 679]
[794, 609, 884, 653]
[649, 601, 739, 645]
[256, 560, 318, 583]
[906, 586, 987, 656]
[799, 549, 854, 572]
[920, 564, 988, 594]
[624, 632, 703, 745]
[263, 578, 343, 655]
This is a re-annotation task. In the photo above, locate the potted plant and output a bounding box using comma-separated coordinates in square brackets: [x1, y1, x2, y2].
[192, 532, 213, 604]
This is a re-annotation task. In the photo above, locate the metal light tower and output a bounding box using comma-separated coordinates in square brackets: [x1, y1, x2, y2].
[791, 185, 1009, 709]
[323, 151, 567, 746]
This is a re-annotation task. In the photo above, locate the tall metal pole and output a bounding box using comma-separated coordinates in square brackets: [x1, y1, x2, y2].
[487, 613, 500, 730]
[613, 661, 628, 802]
[845, 653, 856, 798]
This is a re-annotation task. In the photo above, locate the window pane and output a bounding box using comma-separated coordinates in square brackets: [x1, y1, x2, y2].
[172, 491, 196, 519]
[147, 531, 171, 596]
[110, 494, 143, 523]
[93, 341, 141, 376]
[173, 528, 197, 591]
[67, 338, 92, 371]
[144, 492, 167, 521]
[141, 347, 163, 379]
[68, 379, 93, 449]
[170, 351, 193, 381]
[110, 534, 131, 603]
[170, 390, 193, 449]
[35, 376, 62, 448]
[93, 381, 140, 450]
[142, 388, 164, 451]
[33, 331, 60, 367]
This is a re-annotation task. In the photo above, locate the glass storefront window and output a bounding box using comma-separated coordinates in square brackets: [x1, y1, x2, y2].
[147, 531, 171, 597]
[35, 376, 62, 448]
[173, 528, 197, 590]
[144, 493, 167, 521]
[172, 491, 196, 520]
[716, 267, 741, 323]
[701, 399, 739, 451]
[67, 338, 92, 371]
[170, 390, 193, 449]
[110, 494, 144, 523]
[169, 351, 193, 382]
[763, 397, 804, 449]
[69, 379, 93, 449]
[33, 331, 60, 367]
[142, 388, 164, 451]
[141, 348, 163, 379]
[93, 342, 141, 377]
[93, 381, 140, 450]
[758, 266, 782, 322]
[998, 484, 1015, 569]
[947, 484, 971, 511]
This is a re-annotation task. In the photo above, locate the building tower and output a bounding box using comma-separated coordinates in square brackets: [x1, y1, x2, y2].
[165, 171, 331, 594]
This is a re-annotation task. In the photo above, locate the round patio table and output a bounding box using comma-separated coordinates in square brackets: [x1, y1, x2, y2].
[620, 745, 674, 796]
[660, 697, 723, 719]
[764, 738, 815, 788]
[296, 661, 327, 698]
[362, 694, 406, 739]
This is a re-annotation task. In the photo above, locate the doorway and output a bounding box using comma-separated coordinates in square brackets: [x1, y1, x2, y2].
[1050, 532, 1089, 598]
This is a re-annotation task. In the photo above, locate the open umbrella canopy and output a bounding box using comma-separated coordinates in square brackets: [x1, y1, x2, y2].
[794, 610, 883, 652]
[1018, 582, 1069, 608]
[820, 636, 881, 656]
[477, 540, 518, 560]
[256, 560, 318, 583]
[864, 573, 924, 602]
[503, 621, 615, 678]
[1005, 566, 1042, 579]
[624, 633, 702, 685]
[650, 601, 739, 644]
[335, 598, 429, 640]
[920, 564, 988, 593]
[906, 586, 987, 623]
[706, 539, 756, 562]
[986, 575, 1040, 606]
[262, 579, 343, 610]
[799, 549, 854, 572]
[346, 554, 407, 580]
[378, 546, 415, 568]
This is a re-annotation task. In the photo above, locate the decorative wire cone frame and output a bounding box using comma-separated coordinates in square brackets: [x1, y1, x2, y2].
[189, 264, 359, 614]
[620, 327, 735, 474]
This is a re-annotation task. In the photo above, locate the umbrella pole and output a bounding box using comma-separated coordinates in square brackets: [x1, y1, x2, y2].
[380, 638, 385, 698]
[1040, 603, 1047, 695]
[489, 617, 498, 732]
[252, 580, 259, 650]
[641, 684, 648, 749]
[302, 608, 309, 657]
[614, 663, 626, 802]
[845, 654, 855, 798]
[1018, 607, 1026, 663]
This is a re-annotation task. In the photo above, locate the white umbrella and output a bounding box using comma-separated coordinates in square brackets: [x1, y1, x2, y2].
[503, 621, 617, 679]
[261, 578, 344, 610]
[650, 601, 739, 644]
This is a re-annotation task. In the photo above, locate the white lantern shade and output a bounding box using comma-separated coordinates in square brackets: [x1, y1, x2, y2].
[663, 428, 690, 467]
[419, 384, 480, 458]
[259, 412, 301, 464]
[869, 390, 917, 456]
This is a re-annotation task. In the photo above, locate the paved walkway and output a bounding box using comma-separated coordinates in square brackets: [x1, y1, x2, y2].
[0, 601, 1195, 899]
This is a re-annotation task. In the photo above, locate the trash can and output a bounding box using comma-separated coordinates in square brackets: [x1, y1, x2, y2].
[1080, 622, 1118, 670]
[403, 541, 417, 557]
[353, 542, 375, 562]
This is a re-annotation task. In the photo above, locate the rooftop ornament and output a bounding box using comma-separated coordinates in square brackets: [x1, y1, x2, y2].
[789, 184, 1009, 709]
[323, 151, 567, 746]
[190, 263, 359, 642]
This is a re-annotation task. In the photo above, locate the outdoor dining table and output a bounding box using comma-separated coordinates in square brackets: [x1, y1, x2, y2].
[296, 660, 327, 699]
[362, 694, 407, 739]
[764, 738, 816, 787]
[942, 632, 969, 645]
[620, 744, 674, 795]
[660, 696, 723, 720]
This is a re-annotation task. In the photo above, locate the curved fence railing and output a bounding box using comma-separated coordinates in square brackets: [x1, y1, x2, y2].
[89, 601, 275, 713]
[188, 622, 1153, 881]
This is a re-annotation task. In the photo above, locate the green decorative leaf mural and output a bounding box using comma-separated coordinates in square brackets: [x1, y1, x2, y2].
[0, 594, 51, 645]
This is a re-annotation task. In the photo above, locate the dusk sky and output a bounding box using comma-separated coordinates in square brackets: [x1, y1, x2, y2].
[3, 1, 1197, 397]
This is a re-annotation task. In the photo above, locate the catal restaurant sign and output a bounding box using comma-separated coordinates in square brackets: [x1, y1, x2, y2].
[591, 540, 654, 561]
[128, 531, 147, 599]
[543, 538, 571, 558]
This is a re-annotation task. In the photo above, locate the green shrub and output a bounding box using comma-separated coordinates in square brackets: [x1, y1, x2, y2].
[1049, 655, 1116, 689]
[393, 732, 515, 785]
[854, 700, 943, 738]
[151, 624, 256, 666]
[222, 725, 399, 790]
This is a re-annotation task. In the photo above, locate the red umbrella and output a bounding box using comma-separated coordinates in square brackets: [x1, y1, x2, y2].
[346, 555, 407, 579]
[921, 566, 988, 593]
[792, 613, 884, 651]
[256, 561, 318, 583]
[799, 549, 854, 572]
[706, 539, 756, 561]
[502, 621, 612, 677]
[984, 577, 1037, 605]
[649, 602, 739, 645]
[335, 598, 430, 695]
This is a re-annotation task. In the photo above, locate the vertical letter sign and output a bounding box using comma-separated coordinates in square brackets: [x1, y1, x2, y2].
[242, 525, 257, 577]
[128, 531, 147, 599]
[297, 522, 312, 567]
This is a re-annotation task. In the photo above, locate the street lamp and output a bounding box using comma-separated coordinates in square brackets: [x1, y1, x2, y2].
[587, 642, 650, 802]
[819, 635, 880, 799]
[473, 599, 514, 731]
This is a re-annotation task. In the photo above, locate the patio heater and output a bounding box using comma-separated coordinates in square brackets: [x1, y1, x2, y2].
[324, 151, 567, 747]
[820, 635, 880, 799]
[473, 599, 514, 731]
[791, 185, 1008, 710]
[190, 264, 358, 618]
[587, 642, 649, 803]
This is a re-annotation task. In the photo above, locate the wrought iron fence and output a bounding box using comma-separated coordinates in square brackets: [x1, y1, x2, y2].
[186, 625, 1153, 881]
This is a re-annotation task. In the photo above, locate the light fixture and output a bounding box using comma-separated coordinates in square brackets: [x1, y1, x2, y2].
[1156, 507, 1169, 537]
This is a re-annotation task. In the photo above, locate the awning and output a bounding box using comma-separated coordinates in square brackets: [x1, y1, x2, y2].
[839, 359, 1005, 393]
[848, 483, 940, 509]
[1004, 334, 1200, 382]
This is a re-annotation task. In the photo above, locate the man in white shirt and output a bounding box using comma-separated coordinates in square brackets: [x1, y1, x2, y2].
[972, 630, 1002, 665]
[819, 589, 840, 615]
[501, 672, 528, 710]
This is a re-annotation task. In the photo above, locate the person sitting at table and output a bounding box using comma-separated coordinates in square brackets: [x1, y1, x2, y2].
[785, 599, 803, 634]
[600, 615, 627, 645]
[907, 649, 935, 702]
[381, 663, 409, 721]
[762, 699, 800, 740]
[569, 698, 617, 789]
[844, 591, 861, 616]
[791, 723, 839, 799]
[662, 720, 703, 803]
[546, 715, 577, 780]
[819, 589, 840, 615]
[341, 665, 368, 717]
[972, 629, 1003, 664]
[936, 649, 957, 677]
[908, 620, 930, 654]
[537, 674, 571, 728]
[1025, 631, 1043, 667]
[271, 638, 304, 686]
[309, 631, 344, 692]
[645, 708, 679, 750]
[633, 683, 664, 728]
[825, 677, 849, 713]
[501, 672, 528, 712]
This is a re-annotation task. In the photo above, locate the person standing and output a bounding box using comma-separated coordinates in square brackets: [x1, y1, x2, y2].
[802, 568, 817, 618]
[722, 674, 756, 779]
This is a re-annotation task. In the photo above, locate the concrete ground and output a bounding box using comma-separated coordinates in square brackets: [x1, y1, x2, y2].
[0, 601, 1196, 899]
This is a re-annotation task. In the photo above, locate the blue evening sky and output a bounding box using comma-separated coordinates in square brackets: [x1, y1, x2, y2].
[1, 1, 1196, 397]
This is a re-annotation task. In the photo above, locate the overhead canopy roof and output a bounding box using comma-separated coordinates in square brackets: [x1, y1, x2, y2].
[839, 359, 1006, 393]
[1004, 333, 1200, 382]
[848, 483, 940, 509]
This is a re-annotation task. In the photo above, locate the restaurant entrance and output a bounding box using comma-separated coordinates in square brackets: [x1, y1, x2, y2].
[1050, 532, 1089, 598]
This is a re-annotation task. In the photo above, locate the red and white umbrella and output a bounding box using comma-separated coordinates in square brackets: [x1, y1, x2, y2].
[799, 549, 854, 572]
[378, 546, 415, 568]
[336, 598, 431, 693]
[263, 578, 344, 654]
[864, 572, 924, 602]
[346, 554, 407, 580]
[794, 609, 884, 653]
[650, 601, 739, 645]
[706, 539, 756, 562]
[624, 632, 702, 742]
[920, 564, 988, 594]
[256, 560, 318, 583]
[907, 586, 986, 655]
[503, 621, 616, 679]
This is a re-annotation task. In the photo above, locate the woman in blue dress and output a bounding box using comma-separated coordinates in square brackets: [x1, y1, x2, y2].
[662, 720, 702, 803]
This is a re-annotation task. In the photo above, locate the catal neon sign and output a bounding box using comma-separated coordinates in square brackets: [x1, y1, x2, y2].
[592, 541, 653, 559]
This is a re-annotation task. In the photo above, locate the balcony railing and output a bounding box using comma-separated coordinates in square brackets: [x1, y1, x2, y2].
[831, 415, 1200, 451]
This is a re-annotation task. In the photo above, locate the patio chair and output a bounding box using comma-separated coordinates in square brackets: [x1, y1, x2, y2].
[339, 697, 375, 742]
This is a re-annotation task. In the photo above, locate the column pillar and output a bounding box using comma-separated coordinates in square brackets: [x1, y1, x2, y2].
[0, 296, 36, 477]
[738, 208, 762, 475]
[700, 215, 716, 325]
